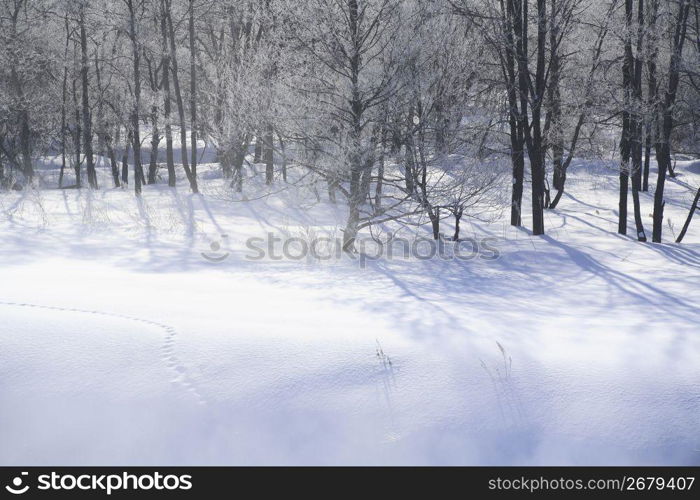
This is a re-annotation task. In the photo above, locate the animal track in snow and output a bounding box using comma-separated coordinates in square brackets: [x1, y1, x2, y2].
[0, 300, 207, 406]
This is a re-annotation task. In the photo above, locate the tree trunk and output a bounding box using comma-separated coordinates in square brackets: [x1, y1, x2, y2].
[328, 178, 337, 204]
[220, 148, 232, 179]
[165, 0, 197, 192]
[72, 76, 82, 189]
[264, 124, 274, 184]
[342, 0, 364, 251]
[676, 186, 700, 243]
[79, 5, 97, 189]
[189, 0, 197, 183]
[643, 128, 652, 192]
[127, 0, 143, 195]
[453, 208, 463, 241]
[254, 134, 263, 163]
[629, 0, 646, 240]
[404, 142, 415, 195]
[618, 0, 635, 235]
[232, 149, 244, 193]
[278, 133, 287, 182]
[122, 128, 131, 185]
[18, 113, 32, 181]
[501, 0, 524, 225]
[8, 5, 33, 182]
[652, 0, 690, 242]
[643, 0, 659, 193]
[148, 105, 159, 184]
[60, 61, 68, 188]
[105, 131, 120, 188]
[231, 136, 249, 193]
[429, 207, 440, 240]
[374, 127, 386, 212]
[343, 155, 362, 251]
[160, 3, 176, 187]
[653, 126, 669, 242]
[548, 0, 564, 194]
[515, 0, 546, 235]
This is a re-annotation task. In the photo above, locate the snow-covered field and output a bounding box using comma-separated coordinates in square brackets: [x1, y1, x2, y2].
[1, 156, 699, 465]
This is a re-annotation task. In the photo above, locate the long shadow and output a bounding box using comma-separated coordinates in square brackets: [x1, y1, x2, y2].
[561, 191, 613, 213]
[364, 257, 462, 325]
[197, 194, 226, 235]
[557, 211, 633, 241]
[4, 185, 32, 216]
[541, 235, 700, 319]
[644, 243, 700, 269]
[134, 196, 154, 252]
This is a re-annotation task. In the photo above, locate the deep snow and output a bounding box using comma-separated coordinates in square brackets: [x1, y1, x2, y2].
[1, 155, 699, 465]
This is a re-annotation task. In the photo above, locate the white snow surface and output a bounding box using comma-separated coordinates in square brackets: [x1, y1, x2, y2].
[1, 157, 699, 465]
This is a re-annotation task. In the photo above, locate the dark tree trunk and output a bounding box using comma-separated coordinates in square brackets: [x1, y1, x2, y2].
[343, 165, 361, 251]
[340, 0, 367, 251]
[165, 0, 197, 192]
[628, 0, 646, 240]
[122, 128, 131, 185]
[230, 136, 249, 193]
[232, 148, 245, 193]
[60, 61, 68, 188]
[643, 0, 659, 193]
[374, 127, 386, 212]
[160, 2, 176, 187]
[509, 116, 524, 226]
[264, 124, 274, 184]
[79, 6, 97, 189]
[618, 0, 635, 235]
[254, 134, 263, 163]
[548, 0, 564, 194]
[220, 148, 232, 179]
[148, 105, 159, 184]
[8, 4, 33, 181]
[359, 131, 376, 203]
[618, 167, 629, 235]
[530, 0, 546, 235]
[501, 0, 524, 225]
[404, 142, 415, 195]
[653, 129, 669, 242]
[19, 114, 32, 182]
[72, 76, 82, 189]
[653, 0, 690, 242]
[453, 208, 463, 241]
[189, 0, 197, 183]
[93, 44, 118, 187]
[278, 133, 287, 182]
[429, 207, 440, 240]
[643, 130, 652, 192]
[105, 132, 120, 188]
[327, 178, 337, 203]
[127, 0, 143, 195]
[514, 0, 546, 235]
[676, 186, 700, 243]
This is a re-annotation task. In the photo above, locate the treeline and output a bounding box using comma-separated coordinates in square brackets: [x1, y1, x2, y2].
[0, 0, 698, 246]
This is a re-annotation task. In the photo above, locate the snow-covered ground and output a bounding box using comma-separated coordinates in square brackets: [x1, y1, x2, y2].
[1, 156, 699, 465]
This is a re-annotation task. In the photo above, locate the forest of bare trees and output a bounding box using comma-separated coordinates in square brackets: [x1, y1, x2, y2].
[1, 0, 699, 245]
